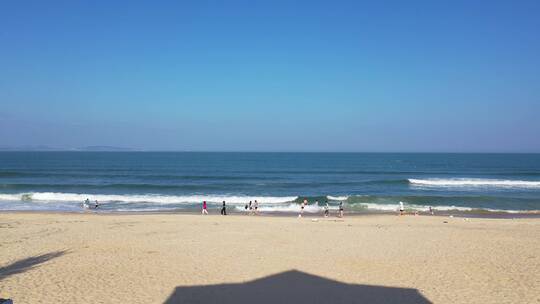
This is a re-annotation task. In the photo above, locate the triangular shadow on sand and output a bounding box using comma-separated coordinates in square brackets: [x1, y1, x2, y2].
[0, 250, 67, 281]
[164, 269, 431, 304]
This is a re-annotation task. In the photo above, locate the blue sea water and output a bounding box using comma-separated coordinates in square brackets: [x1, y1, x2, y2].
[0, 152, 539, 213]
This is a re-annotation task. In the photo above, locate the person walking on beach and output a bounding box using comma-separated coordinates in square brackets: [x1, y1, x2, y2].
[220, 200, 227, 215]
[399, 202, 404, 216]
[254, 200, 259, 215]
[299, 199, 307, 218]
[244, 202, 249, 213]
[202, 201, 208, 215]
[249, 201, 253, 215]
[338, 201, 344, 218]
[324, 201, 329, 218]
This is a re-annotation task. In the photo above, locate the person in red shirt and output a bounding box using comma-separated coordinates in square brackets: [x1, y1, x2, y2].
[202, 201, 208, 215]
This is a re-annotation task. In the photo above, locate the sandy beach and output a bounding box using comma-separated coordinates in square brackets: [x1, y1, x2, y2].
[0, 212, 539, 303]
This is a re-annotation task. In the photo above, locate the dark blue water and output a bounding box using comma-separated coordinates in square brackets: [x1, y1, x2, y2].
[1, 152, 539, 213]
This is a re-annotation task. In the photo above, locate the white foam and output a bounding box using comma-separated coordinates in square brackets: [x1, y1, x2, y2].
[115, 208, 177, 212]
[234, 202, 337, 213]
[427, 205, 473, 212]
[357, 202, 526, 213]
[408, 178, 540, 188]
[0, 194, 24, 201]
[357, 202, 476, 212]
[327, 195, 348, 201]
[358, 203, 402, 211]
[0, 192, 532, 214]
[0, 192, 298, 205]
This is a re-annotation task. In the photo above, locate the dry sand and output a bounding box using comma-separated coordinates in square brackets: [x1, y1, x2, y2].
[0, 212, 539, 303]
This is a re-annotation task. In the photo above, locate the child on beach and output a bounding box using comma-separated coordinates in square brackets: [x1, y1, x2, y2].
[324, 201, 329, 217]
[202, 201, 208, 215]
[220, 201, 227, 215]
[299, 199, 307, 218]
[83, 198, 91, 209]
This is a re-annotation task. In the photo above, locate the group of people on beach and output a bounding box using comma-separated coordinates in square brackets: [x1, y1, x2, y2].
[398, 201, 435, 216]
[82, 198, 99, 209]
[243, 200, 260, 215]
[201, 199, 345, 218]
[82, 197, 422, 216]
[298, 199, 344, 218]
[201, 200, 231, 215]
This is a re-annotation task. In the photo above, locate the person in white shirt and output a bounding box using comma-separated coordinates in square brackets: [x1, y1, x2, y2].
[324, 201, 329, 217]
[299, 199, 307, 218]
[83, 198, 90, 209]
[254, 200, 259, 215]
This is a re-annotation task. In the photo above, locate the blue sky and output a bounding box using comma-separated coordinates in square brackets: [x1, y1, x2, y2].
[1, 0, 539, 152]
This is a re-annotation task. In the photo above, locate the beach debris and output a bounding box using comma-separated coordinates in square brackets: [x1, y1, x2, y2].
[443, 221, 448, 224]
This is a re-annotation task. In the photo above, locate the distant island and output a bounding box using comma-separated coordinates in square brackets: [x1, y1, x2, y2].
[0, 146, 136, 152]
[0, 145, 61, 151]
[74, 146, 136, 152]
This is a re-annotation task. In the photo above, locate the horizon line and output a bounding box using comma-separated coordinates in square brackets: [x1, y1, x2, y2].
[0, 149, 538, 154]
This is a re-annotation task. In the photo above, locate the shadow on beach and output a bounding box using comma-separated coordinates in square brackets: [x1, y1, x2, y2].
[164, 269, 431, 304]
[0, 250, 67, 281]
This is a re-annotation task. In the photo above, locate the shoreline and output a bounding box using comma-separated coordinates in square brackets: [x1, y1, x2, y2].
[2, 209, 540, 219]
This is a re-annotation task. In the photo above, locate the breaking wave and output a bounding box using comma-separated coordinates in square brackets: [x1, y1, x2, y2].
[0, 192, 297, 205]
[0, 192, 537, 214]
[408, 178, 540, 188]
[327, 195, 349, 201]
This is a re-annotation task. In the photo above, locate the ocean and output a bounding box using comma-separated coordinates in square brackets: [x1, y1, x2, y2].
[0, 152, 539, 214]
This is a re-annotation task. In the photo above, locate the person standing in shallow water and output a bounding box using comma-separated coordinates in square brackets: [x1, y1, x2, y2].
[83, 198, 91, 209]
[338, 201, 344, 218]
[220, 200, 227, 215]
[324, 201, 329, 217]
[202, 201, 208, 215]
[299, 199, 307, 218]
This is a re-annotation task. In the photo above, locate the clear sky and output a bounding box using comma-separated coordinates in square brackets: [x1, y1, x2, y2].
[1, 0, 539, 152]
